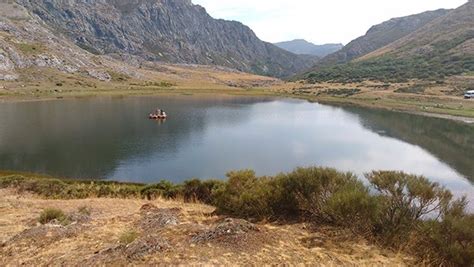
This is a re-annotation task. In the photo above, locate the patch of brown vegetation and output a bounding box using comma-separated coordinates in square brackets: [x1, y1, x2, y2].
[0, 189, 412, 265]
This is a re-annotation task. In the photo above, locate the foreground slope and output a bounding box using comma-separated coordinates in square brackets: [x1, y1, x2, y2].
[16, 0, 315, 78]
[0, 189, 411, 266]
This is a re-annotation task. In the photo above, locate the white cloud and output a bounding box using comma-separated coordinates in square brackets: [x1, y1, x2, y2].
[192, 0, 468, 44]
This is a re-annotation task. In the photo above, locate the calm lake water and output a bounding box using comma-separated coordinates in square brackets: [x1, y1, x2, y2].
[0, 95, 473, 203]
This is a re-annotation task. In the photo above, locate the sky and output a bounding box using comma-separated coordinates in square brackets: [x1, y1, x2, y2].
[192, 0, 468, 45]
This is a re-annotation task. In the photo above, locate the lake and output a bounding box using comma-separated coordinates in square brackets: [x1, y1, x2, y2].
[0, 95, 473, 203]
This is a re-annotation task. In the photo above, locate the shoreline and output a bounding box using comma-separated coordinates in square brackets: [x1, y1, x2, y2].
[1, 87, 474, 124]
[0, 168, 471, 266]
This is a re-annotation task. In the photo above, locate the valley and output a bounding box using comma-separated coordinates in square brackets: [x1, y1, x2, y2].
[0, 1, 473, 266]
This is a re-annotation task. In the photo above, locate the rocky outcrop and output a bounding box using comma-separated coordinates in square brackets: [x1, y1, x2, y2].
[16, 0, 315, 78]
[0, 1, 120, 81]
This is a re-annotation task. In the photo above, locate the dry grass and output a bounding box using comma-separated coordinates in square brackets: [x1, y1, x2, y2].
[270, 78, 474, 121]
[0, 189, 412, 266]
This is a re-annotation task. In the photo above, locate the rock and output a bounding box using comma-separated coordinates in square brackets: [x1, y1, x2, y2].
[139, 207, 180, 232]
[87, 69, 111, 81]
[0, 72, 18, 81]
[191, 218, 259, 244]
[87, 235, 169, 263]
[0, 54, 15, 71]
[124, 235, 169, 260]
[5, 223, 82, 246]
[16, 0, 316, 77]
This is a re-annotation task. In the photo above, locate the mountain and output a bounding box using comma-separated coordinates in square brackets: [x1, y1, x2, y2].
[15, 0, 315, 78]
[274, 39, 342, 57]
[0, 1, 279, 88]
[360, 1, 473, 61]
[0, 2, 114, 82]
[317, 9, 450, 67]
[303, 3, 473, 82]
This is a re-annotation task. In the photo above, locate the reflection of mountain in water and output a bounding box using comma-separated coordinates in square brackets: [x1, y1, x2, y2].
[344, 107, 474, 182]
[0, 96, 271, 179]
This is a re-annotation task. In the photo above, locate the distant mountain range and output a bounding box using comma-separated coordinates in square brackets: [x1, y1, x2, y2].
[12, 0, 316, 78]
[303, 1, 474, 82]
[274, 39, 343, 58]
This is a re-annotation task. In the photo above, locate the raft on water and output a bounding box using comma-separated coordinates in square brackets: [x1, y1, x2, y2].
[149, 108, 167, 120]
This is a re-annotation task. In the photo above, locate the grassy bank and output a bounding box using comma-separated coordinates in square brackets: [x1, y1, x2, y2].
[1, 69, 473, 122]
[1, 168, 472, 266]
[272, 79, 474, 121]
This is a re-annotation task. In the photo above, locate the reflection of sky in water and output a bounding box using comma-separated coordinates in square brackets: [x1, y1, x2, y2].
[108, 99, 473, 208]
[0, 96, 472, 209]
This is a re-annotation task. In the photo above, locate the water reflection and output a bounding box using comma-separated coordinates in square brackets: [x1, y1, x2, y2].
[0, 96, 268, 178]
[0, 96, 472, 204]
[343, 106, 474, 182]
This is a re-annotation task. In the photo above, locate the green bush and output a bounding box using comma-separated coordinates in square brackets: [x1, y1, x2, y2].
[182, 179, 223, 204]
[78, 206, 91, 216]
[212, 170, 274, 219]
[366, 171, 453, 246]
[119, 230, 139, 245]
[141, 180, 180, 200]
[322, 183, 379, 234]
[271, 167, 361, 220]
[412, 198, 474, 266]
[39, 208, 69, 225]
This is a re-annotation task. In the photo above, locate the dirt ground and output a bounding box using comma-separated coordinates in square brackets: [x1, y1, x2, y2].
[0, 189, 413, 266]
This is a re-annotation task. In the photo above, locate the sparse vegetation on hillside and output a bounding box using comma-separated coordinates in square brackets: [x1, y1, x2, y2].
[0, 168, 472, 266]
[304, 2, 474, 84]
[14, 42, 46, 55]
[304, 54, 474, 83]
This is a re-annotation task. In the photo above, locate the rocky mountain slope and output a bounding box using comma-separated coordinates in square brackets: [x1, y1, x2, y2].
[0, 0, 280, 93]
[0, 2, 115, 82]
[274, 39, 342, 57]
[303, 3, 473, 82]
[316, 9, 450, 67]
[360, 1, 473, 61]
[15, 0, 315, 78]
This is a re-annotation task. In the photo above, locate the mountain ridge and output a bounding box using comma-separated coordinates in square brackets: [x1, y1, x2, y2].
[315, 9, 451, 68]
[274, 39, 342, 57]
[302, 4, 473, 82]
[15, 0, 315, 78]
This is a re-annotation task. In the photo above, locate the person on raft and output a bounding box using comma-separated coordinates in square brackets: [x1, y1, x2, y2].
[150, 108, 166, 118]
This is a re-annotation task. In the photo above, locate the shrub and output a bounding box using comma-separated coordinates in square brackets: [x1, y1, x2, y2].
[39, 208, 69, 225]
[409, 197, 474, 266]
[322, 183, 379, 235]
[78, 206, 91, 216]
[141, 181, 180, 200]
[119, 230, 139, 245]
[212, 167, 375, 223]
[212, 170, 274, 219]
[366, 171, 453, 246]
[182, 179, 223, 204]
[271, 167, 362, 220]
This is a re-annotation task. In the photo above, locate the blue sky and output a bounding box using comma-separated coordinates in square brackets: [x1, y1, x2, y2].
[192, 0, 468, 45]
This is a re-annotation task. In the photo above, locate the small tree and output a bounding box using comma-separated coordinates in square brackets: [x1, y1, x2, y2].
[366, 171, 452, 245]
